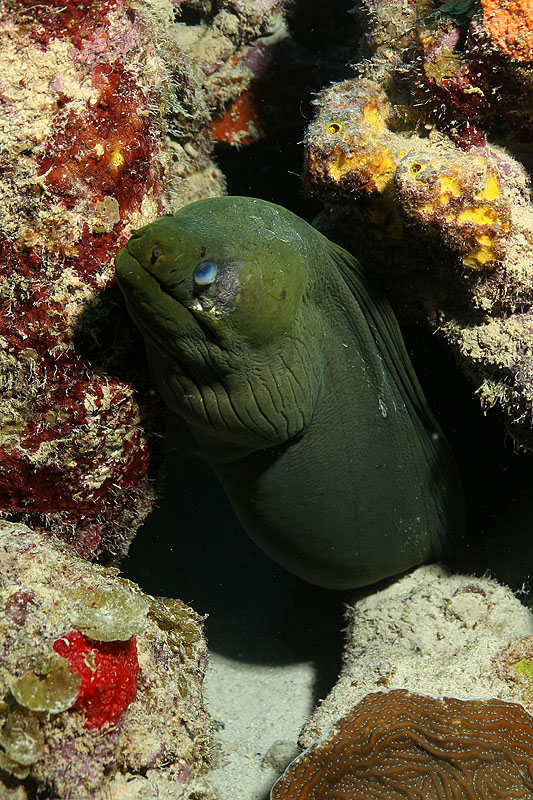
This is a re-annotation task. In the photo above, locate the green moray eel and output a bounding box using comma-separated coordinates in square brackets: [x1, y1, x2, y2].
[115, 196, 464, 589]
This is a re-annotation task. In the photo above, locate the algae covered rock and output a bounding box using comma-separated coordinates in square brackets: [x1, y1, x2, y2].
[0, 521, 212, 799]
[0, 0, 286, 558]
[305, 0, 533, 449]
[0, 0, 192, 557]
[272, 565, 533, 799]
[299, 564, 533, 747]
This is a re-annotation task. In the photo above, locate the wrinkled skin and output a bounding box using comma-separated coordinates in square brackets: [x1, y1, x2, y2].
[115, 196, 464, 589]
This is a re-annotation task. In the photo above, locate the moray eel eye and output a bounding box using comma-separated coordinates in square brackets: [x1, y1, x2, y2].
[193, 260, 218, 285]
[150, 248, 161, 265]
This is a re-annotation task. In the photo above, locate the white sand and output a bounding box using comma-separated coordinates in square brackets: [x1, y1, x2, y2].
[204, 654, 314, 799]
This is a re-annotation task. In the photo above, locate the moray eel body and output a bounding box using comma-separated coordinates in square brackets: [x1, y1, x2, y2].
[115, 196, 464, 589]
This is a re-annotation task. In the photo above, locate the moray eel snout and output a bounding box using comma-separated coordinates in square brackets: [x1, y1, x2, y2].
[117, 220, 196, 301]
[116, 207, 305, 343]
[115, 196, 464, 590]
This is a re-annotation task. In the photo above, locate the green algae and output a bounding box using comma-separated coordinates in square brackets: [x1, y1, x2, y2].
[148, 596, 204, 656]
[0, 706, 44, 777]
[0, 707, 44, 766]
[71, 583, 148, 642]
[511, 659, 533, 682]
[11, 658, 81, 714]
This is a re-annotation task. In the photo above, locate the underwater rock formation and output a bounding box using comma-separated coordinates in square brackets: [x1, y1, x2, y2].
[272, 689, 533, 799]
[178, 0, 288, 147]
[0, 520, 211, 799]
[305, 0, 533, 449]
[269, 564, 533, 798]
[299, 564, 533, 746]
[0, 0, 283, 557]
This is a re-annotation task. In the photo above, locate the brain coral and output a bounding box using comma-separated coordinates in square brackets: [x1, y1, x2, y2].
[0, 0, 284, 557]
[305, 0, 533, 450]
[271, 689, 533, 799]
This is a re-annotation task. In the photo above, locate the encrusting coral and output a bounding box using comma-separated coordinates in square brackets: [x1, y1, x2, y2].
[0, 0, 285, 558]
[299, 564, 533, 746]
[305, 0, 533, 449]
[0, 520, 211, 799]
[271, 565, 533, 799]
[271, 689, 533, 799]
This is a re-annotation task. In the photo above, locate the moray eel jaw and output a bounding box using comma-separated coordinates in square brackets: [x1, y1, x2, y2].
[115, 247, 191, 333]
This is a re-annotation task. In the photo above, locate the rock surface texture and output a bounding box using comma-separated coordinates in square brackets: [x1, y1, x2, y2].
[270, 564, 533, 799]
[0, 521, 211, 799]
[305, 0, 533, 449]
[300, 564, 533, 745]
[0, 0, 284, 557]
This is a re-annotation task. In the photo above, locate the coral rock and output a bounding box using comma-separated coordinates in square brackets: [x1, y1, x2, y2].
[0, 2, 173, 556]
[0, 0, 252, 556]
[175, 0, 286, 134]
[300, 564, 533, 747]
[306, 79, 403, 196]
[305, 0, 533, 449]
[271, 690, 533, 799]
[480, 0, 533, 62]
[0, 521, 211, 799]
[395, 150, 511, 269]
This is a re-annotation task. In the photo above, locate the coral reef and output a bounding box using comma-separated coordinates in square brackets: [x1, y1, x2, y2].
[271, 689, 533, 799]
[0, 0, 285, 557]
[0, 0, 195, 558]
[305, 0, 533, 449]
[268, 565, 533, 798]
[0, 520, 211, 799]
[299, 564, 533, 746]
[210, 89, 262, 146]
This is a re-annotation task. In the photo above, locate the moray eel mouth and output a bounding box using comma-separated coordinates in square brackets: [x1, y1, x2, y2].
[115, 227, 225, 350]
[116, 236, 194, 313]
[118, 251, 186, 316]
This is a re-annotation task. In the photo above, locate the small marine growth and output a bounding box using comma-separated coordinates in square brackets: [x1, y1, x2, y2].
[0, 521, 210, 798]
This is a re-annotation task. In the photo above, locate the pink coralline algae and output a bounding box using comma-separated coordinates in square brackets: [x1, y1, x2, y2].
[271, 689, 533, 799]
[305, 0, 533, 449]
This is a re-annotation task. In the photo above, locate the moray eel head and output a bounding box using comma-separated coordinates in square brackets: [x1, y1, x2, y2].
[115, 197, 307, 351]
[115, 197, 315, 447]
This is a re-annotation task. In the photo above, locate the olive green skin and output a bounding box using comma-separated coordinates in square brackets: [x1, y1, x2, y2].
[115, 196, 464, 589]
